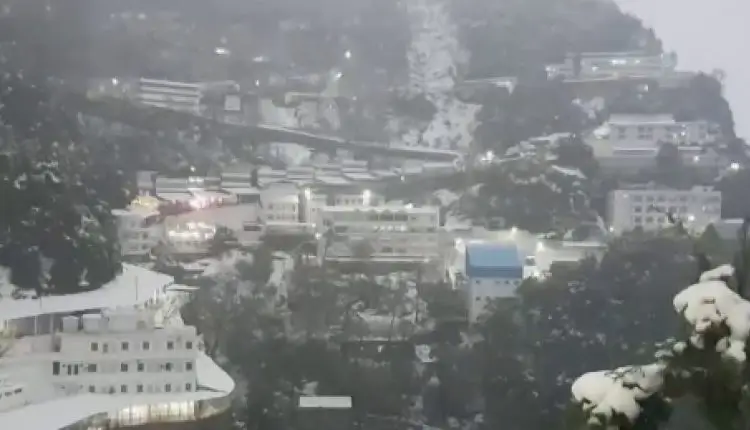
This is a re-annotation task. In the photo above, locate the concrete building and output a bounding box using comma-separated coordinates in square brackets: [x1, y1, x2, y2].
[135, 78, 203, 114]
[165, 222, 217, 256]
[594, 114, 716, 146]
[465, 243, 523, 323]
[316, 205, 441, 262]
[0, 266, 233, 428]
[606, 186, 721, 234]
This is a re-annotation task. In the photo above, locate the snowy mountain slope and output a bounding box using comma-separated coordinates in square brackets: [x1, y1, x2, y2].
[399, 0, 480, 150]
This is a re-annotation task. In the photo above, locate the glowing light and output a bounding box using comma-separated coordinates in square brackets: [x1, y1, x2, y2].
[687, 214, 696, 222]
[536, 241, 545, 252]
[730, 162, 741, 171]
[304, 188, 312, 200]
[111, 77, 119, 86]
[214, 47, 230, 55]
[362, 189, 372, 206]
[344, 50, 352, 59]
[510, 226, 518, 235]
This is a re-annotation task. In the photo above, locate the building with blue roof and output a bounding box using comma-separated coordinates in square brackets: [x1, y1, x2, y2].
[465, 243, 523, 322]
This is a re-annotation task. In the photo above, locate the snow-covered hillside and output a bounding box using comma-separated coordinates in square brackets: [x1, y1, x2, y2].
[400, 0, 480, 151]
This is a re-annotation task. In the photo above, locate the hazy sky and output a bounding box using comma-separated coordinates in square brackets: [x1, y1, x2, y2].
[616, 0, 749, 138]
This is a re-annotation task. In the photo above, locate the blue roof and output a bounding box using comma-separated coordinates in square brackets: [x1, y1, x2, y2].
[465, 243, 522, 279]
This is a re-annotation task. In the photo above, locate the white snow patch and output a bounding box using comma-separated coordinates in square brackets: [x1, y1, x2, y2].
[572, 364, 665, 424]
[673, 273, 750, 361]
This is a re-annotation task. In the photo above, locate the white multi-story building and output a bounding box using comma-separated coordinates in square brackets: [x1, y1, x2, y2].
[333, 190, 384, 207]
[316, 205, 441, 262]
[607, 186, 722, 234]
[113, 208, 164, 259]
[112, 196, 165, 259]
[0, 265, 234, 429]
[135, 78, 203, 114]
[596, 114, 716, 146]
[165, 222, 217, 256]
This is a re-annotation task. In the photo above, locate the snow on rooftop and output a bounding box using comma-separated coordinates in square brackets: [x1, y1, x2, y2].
[551, 165, 587, 179]
[298, 396, 352, 409]
[223, 186, 260, 195]
[608, 113, 675, 125]
[0, 265, 173, 322]
[342, 172, 377, 181]
[157, 192, 193, 203]
[196, 351, 235, 393]
[316, 175, 351, 185]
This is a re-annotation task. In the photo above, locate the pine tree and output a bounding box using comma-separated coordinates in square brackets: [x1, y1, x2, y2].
[0, 73, 123, 295]
[569, 221, 750, 430]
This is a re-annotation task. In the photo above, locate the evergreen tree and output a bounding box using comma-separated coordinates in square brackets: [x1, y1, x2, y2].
[0, 74, 123, 294]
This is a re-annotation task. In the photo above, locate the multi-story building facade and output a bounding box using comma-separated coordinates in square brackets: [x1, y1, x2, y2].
[607, 186, 722, 234]
[316, 205, 441, 262]
[598, 114, 716, 146]
[0, 266, 234, 429]
[113, 208, 164, 259]
[464, 243, 523, 323]
[135, 78, 203, 114]
[165, 221, 217, 256]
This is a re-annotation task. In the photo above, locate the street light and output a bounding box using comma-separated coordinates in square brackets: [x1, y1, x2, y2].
[344, 50, 352, 60]
[304, 188, 312, 201]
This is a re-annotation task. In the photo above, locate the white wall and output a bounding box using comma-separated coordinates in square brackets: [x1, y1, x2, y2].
[468, 277, 522, 323]
[607, 187, 721, 234]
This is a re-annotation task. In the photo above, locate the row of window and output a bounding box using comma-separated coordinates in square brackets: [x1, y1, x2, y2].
[629, 194, 719, 203]
[331, 225, 437, 233]
[324, 213, 436, 223]
[90, 340, 193, 353]
[53, 360, 194, 375]
[0, 387, 22, 399]
[87, 382, 193, 394]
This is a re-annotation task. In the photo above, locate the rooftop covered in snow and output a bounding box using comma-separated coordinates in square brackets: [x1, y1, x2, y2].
[0, 265, 173, 322]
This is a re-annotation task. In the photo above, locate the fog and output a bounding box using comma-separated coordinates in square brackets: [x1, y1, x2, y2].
[617, 0, 750, 138]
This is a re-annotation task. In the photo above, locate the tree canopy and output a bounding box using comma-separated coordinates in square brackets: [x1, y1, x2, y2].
[0, 74, 125, 294]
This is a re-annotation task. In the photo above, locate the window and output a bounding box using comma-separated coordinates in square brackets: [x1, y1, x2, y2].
[90, 342, 98, 352]
[87, 364, 97, 373]
[185, 383, 192, 392]
[142, 341, 150, 351]
[137, 362, 145, 372]
[136, 384, 143, 393]
[165, 384, 172, 393]
[121, 342, 129, 351]
[165, 362, 173, 372]
[185, 362, 193, 371]
[102, 343, 109, 353]
[121, 363, 129, 372]
[186, 341, 193, 350]
[121, 385, 127, 393]
[167, 341, 174, 350]
[52, 361, 60, 376]
[88, 386, 95, 393]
